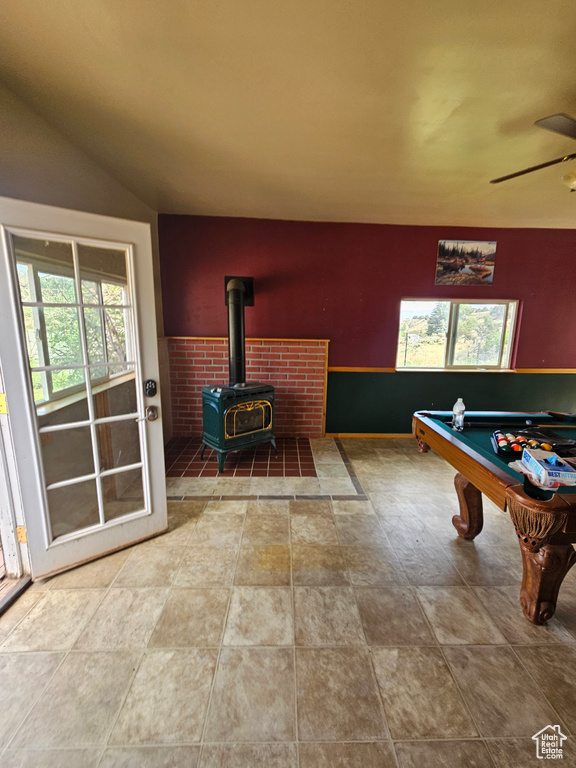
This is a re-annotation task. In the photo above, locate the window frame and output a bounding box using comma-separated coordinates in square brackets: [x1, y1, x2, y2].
[396, 298, 519, 371]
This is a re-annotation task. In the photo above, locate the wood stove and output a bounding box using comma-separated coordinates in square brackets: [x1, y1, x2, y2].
[201, 277, 276, 472]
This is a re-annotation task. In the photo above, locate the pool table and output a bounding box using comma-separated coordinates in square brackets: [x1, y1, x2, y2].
[412, 410, 576, 625]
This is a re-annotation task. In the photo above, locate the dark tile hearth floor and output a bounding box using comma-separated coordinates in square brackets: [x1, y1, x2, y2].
[165, 437, 316, 478]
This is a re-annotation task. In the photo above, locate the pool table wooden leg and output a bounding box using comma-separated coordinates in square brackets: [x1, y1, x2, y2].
[452, 473, 484, 540]
[519, 541, 576, 625]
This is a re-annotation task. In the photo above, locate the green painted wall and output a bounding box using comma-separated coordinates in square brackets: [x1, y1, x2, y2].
[326, 372, 576, 434]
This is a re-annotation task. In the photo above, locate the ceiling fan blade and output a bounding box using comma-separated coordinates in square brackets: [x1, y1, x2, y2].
[490, 153, 576, 184]
[535, 113, 576, 139]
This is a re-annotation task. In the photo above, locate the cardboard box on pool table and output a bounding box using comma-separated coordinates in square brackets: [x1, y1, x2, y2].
[521, 447, 576, 488]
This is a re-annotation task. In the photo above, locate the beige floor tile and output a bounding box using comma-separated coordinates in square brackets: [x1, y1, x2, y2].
[318, 478, 356, 495]
[486, 738, 576, 767]
[49, 550, 132, 589]
[0, 589, 104, 651]
[395, 543, 466, 587]
[0, 652, 63, 750]
[309, 438, 342, 460]
[110, 649, 217, 744]
[331, 499, 375, 515]
[296, 647, 387, 741]
[290, 500, 332, 517]
[294, 586, 365, 645]
[444, 645, 562, 737]
[513, 645, 576, 733]
[242, 514, 290, 544]
[250, 478, 288, 495]
[246, 500, 290, 515]
[394, 740, 494, 768]
[2, 750, 101, 768]
[284, 478, 321, 495]
[199, 743, 297, 767]
[151, 500, 204, 546]
[355, 587, 435, 645]
[100, 746, 200, 767]
[175, 546, 237, 586]
[148, 588, 230, 647]
[416, 586, 506, 644]
[188, 514, 244, 547]
[315, 463, 349, 478]
[223, 587, 293, 645]
[204, 647, 295, 742]
[204, 500, 248, 515]
[299, 742, 396, 767]
[170, 478, 218, 496]
[74, 588, 168, 650]
[114, 546, 186, 588]
[292, 545, 349, 586]
[168, 500, 206, 517]
[371, 647, 477, 740]
[333, 515, 389, 546]
[234, 544, 291, 586]
[291, 515, 339, 545]
[215, 479, 252, 495]
[445, 539, 522, 586]
[0, 590, 43, 645]
[343, 545, 408, 587]
[474, 586, 576, 644]
[166, 477, 218, 497]
[13, 651, 140, 748]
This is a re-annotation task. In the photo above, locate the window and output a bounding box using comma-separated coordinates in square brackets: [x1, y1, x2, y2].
[14, 237, 133, 404]
[396, 299, 518, 370]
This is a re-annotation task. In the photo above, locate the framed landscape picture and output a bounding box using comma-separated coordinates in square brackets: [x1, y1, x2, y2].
[435, 240, 496, 285]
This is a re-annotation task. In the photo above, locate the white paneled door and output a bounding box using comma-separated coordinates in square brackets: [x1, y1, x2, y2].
[0, 197, 167, 578]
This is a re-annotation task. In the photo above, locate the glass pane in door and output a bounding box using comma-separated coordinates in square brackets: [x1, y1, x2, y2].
[103, 468, 144, 522]
[92, 366, 138, 415]
[10, 232, 146, 542]
[97, 419, 141, 471]
[41, 425, 94, 486]
[47, 479, 100, 539]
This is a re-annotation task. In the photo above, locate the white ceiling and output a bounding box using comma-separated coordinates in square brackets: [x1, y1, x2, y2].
[2, 0, 576, 228]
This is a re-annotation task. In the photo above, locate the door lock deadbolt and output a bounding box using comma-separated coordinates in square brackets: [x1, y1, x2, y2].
[144, 379, 157, 397]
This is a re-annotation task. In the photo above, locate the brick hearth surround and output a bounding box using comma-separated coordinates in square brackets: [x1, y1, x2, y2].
[165, 337, 329, 438]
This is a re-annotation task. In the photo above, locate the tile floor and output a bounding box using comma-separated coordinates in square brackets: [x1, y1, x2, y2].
[0, 438, 575, 767]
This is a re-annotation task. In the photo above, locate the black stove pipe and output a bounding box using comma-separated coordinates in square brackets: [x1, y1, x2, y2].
[226, 278, 246, 387]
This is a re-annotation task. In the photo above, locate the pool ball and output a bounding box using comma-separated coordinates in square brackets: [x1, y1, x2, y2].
[511, 443, 522, 452]
[505, 433, 515, 441]
[516, 436, 527, 444]
[500, 445, 513, 454]
[528, 440, 539, 448]
[541, 442, 553, 451]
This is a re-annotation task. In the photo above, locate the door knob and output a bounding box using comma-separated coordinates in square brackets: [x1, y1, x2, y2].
[136, 406, 159, 422]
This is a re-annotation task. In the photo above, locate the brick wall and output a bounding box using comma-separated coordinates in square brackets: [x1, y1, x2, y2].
[166, 337, 329, 437]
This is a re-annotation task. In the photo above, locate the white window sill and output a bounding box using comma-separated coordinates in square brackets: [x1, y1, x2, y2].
[395, 368, 516, 373]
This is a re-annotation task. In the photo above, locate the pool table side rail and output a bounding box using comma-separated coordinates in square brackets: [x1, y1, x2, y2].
[412, 411, 520, 510]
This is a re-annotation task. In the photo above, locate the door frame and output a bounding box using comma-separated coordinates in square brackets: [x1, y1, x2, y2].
[0, 196, 167, 579]
[0, 369, 25, 579]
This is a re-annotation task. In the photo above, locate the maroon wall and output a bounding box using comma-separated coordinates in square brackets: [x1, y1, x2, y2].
[159, 215, 576, 368]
